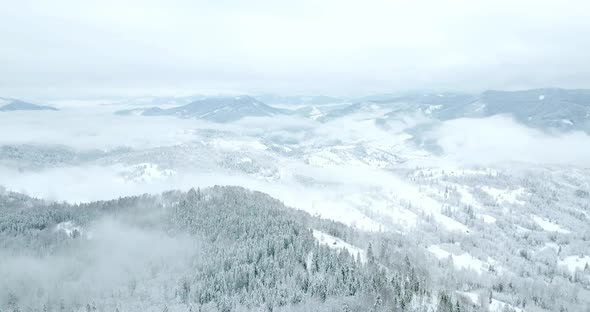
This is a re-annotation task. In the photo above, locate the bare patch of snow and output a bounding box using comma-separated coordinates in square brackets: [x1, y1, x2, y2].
[312, 230, 365, 263]
[427, 245, 492, 274]
[121, 163, 176, 183]
[307, 151, 344, 167]
[558, 255, 590, 274]
[346, 192, 418, 228]
[432, 213, 471, 234]
[456, 291, 523, 312]
[298, 198, 383, 232]
[456, 291, 479, 305]
[479, 214, 497, 224]
[481, 186, 525, 205]
[455, 185, 481, 209]
[532, 215, 571, 234]
[415, 167, 498, 180]
[490, 298, 524, 312]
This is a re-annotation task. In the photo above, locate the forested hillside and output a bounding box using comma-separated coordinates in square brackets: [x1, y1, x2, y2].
[0, 186, 468, 312]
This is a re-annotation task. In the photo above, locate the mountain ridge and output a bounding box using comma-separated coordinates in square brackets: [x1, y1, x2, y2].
[115, 95, 285, 122]
[0, 98, 58, 111]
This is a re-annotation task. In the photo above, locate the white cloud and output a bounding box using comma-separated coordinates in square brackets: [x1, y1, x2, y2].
[1, 0, 589, 97]
[0, 109, 224, 150]
[428, 115, 590, 166]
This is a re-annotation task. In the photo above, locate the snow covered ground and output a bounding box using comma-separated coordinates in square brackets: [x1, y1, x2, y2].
[120, 163, 176, 183]
[312, 230, 366, 263]
[479, 214, 497, 224]
[558, 255, 590, 274]
[415, 167, 499, 180]
[2, 99, 590, 311]
[432, 214, 471, 234]
[455, 185, 481, 209]
[428, 245, 492, 274]
[531, 215, 571, 234]
[456, 291, 524, 312]
[481, 186, 525, 205]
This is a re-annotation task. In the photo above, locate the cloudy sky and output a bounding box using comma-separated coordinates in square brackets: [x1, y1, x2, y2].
[1, 0, 589, 98]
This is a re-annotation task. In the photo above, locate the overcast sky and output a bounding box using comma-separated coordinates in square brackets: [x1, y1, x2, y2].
[1, 0, 589, 98]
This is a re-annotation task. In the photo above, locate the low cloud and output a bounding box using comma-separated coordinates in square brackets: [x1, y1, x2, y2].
[428, 115, 590, 166]
[0, 218, 200, 308]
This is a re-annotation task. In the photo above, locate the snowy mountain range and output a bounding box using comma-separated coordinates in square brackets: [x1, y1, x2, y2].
[110, 88, 590, 132]
[115, 95, 284, 122]
[1, 88, 590, 311]
[355, 88, 590, 132]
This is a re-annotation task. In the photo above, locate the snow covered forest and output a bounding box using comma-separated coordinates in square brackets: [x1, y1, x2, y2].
[1, 89, 590, 312]
[1, 186, 465, 312]
[2, 1, 590, 311]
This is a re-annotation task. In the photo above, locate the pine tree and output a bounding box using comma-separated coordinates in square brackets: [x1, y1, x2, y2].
[367, 243, 375, 265]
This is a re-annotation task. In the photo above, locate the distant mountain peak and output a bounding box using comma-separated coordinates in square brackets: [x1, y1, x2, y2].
[331, 88, 590, 133]
[0, 98, 58, 112]
[115, 95, 283, 122]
